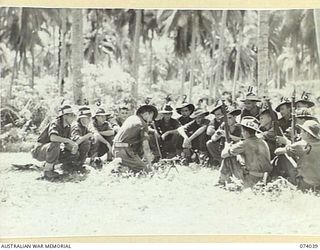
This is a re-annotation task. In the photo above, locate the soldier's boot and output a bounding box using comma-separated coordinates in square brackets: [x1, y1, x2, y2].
[43, 162, 60, 179]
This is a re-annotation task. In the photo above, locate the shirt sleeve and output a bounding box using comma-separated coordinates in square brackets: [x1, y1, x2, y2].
[286, 141, 307, 158]
[173, 119, 181, 129]
[71, 123, 81, 141]
[48, 121, 59, 137]
[229, 140, 246, 156]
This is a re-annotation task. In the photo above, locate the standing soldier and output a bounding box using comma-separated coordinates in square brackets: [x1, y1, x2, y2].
[207, 106, 242, 167]
[90, 107, 114, 160]
[113, 104, 158, 174]
[276, 97, 292, 133]
[31, 104, 78, 179]
[275, 120, 320, 191]
[175, 103, 195, 125]
[151, 105, 181, 159]
[70, 106, 94, 169]
[177, 109, 210, 163]
[221, 116, 273, 188]
[240, 90, 261, 119]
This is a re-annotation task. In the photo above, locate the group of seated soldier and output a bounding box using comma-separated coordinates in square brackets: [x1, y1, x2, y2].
[31, 104, 130, 178]
[31, 90, 320, 192]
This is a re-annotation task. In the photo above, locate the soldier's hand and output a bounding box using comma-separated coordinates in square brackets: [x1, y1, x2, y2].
[207, 125, 215, 136]
[161, 132, 169, 140]
[86, 132, 94, 140]
[69, 141, 78, 154]
[276, 136, 290, 145]
[182, 138, 192, 148]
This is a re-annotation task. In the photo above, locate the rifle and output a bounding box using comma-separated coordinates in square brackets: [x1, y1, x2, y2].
[265, 98, 282, 136]
[266, 98, 297, 168]
[291, 86, 296, 143]
[221, 100, 244, 181]
[151, 121, 163, 159]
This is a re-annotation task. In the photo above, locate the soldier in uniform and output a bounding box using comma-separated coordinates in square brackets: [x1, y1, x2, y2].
[90, 107, 114, 160]
[113, 104, 158, 174]
[206, 106, 242, 167]
[177, 109, 210, 163]
[276, 97, 292, 133]
[151, 105, 181, 159]
[221, 116, 273, 188]
[112, 105, 130, 133]
[240, 91, 261, 119]
[176, 103, 195, 125]
[275, 120, 320, 191]
[31, 104, 77, 179]
[70, 106, 94, 168]
[295, 92, 315, 109]
[206, 100, 224, 138]
[258, 108, 278, 160]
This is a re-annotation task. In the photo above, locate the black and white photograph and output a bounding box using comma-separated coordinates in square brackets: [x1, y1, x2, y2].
[1, 6, 320, 238]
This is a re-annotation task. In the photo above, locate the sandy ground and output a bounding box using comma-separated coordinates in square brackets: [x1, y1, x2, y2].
[1, 152, 320, 238]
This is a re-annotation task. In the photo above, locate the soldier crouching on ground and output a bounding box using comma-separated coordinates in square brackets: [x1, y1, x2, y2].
[177, 109, 210, 163]
[275, 120, 320, 192]
[90, 107, 114, 161]
[112, 104, 158, 174]
[69, 106, 94, 171]
[149, 104, 181, 160]
[206, 106, 242, 168]
[31, 104, 78, 179]
[221, 116, 273, 188]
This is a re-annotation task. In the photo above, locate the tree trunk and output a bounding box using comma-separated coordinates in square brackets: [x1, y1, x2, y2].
[314, 9, 320, 71]
[232, 14, 244, 101]
[149, 38, 153, 86]
[188, 11, 198, 103]
[94, 10, 100, 64]
[209, 31, 216, 105]
[71, 9, 84, 105]
[257, 10, 269, 96]
[30, 46, 35, 88]
[214, 10, 227, 100]
[59, 9, 67, 97]
[181, 58, 186, 94]
[131, 9, 142, 99]
[8, 7, 23, 101]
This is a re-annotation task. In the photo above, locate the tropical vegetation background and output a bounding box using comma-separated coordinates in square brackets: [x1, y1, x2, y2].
[1, 8, 320, 151]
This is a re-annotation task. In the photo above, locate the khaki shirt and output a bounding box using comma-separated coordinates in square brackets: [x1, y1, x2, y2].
[113, 115, 149, 152]
[229, 136, 272, 173]
[287, 140, 320, 186]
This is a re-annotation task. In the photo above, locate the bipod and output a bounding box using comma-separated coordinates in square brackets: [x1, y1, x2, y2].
[157, 157, 180, 179]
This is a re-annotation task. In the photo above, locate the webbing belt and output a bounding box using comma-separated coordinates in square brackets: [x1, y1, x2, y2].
[114, 142, 129, 148]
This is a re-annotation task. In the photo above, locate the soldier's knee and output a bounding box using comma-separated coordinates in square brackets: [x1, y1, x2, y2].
[47, 142, 60, 154]
[206, 140, 213, 148]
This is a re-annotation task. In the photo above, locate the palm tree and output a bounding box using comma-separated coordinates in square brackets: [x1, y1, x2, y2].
[213, 10, 227, 100]
[257, 10, 269, 95]
[158, 10, 215, 102]
[131, 9, 142, 99]
[315, 9, 320, 68]
[58, 8, 67, 96]
[71, 9, 84, 105]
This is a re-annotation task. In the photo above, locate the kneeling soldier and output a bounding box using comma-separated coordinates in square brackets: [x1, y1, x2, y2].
[221, 116, 273, 188]
[113, 104, 157, 174]
[31, 105, 78, 179]
[275, 120, 320, 191]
